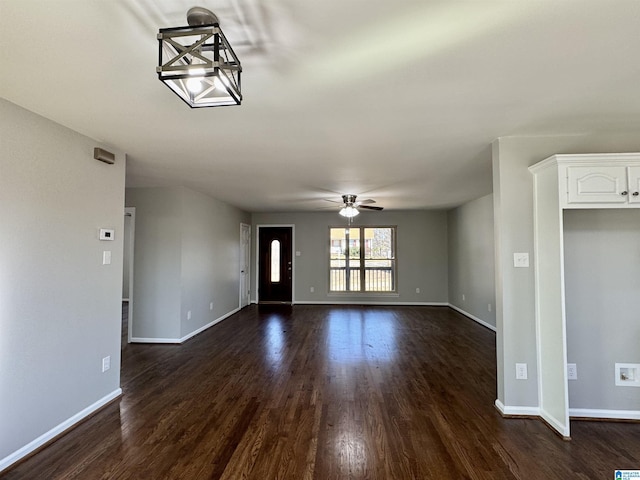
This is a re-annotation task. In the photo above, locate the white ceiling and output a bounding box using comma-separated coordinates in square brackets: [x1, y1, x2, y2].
[2, 0, 640, 212]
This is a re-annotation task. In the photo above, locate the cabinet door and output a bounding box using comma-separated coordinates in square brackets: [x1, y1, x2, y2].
[629, 166, 640, 204]
[567, 166, 628, 204]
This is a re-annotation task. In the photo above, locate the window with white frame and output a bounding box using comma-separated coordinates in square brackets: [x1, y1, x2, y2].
[329, 226, 396, 292]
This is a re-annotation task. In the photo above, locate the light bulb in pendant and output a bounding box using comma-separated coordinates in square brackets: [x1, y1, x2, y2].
[186, 68, 206, 93]
[187, 77, 203, 93]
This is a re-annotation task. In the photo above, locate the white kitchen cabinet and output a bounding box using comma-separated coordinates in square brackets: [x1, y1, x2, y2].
[532, 154, 640, 208]
[566, 164, 640, 205]
[629, 166, 640, 204]
[567, 166, 627, 204]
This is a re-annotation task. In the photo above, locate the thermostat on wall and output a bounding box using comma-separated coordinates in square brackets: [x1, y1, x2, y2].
[99, 228, 115, 241]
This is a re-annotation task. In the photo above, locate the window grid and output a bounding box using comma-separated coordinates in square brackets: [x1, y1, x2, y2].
[329, 226, 396, 292]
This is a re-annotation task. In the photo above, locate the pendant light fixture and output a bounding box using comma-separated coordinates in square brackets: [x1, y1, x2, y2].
[157, 7, 242, 107]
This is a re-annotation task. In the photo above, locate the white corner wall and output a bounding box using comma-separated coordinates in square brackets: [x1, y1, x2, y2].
[447, 194, 496, 330]
[0, 99, 125, 470]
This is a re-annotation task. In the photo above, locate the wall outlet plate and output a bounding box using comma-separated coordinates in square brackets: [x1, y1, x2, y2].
[567, 363, 577, 380]
[516, 363, 528, 380]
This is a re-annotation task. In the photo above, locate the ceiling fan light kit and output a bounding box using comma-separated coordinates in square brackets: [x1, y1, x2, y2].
[339, 206, 359, 218]
[157, 7, 242, 108]
[337, 194, 384, 219]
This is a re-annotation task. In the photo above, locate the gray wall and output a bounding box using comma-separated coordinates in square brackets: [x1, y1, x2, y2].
[447, 194, 496, 328]
[0, 99, 125, 463]
[493, 134, 640, 409]
[125, 186, 250, 341]
[564, 209, 640, 410]
[251, 210, 449, 304]
[125, 187, 183, 339]
[179, 188, 250, 337]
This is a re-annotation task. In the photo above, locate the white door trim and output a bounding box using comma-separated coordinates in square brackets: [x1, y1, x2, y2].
[124, 207, 135, 343]
[239, 223, 251, 308]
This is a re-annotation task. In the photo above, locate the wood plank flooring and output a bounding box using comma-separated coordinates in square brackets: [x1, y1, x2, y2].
[3, 305, 639, 479]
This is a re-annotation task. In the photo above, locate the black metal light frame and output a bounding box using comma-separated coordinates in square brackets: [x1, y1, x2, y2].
[157, 20, 242, 108]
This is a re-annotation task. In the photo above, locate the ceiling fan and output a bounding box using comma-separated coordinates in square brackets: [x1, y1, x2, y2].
[331, 194, 384, 218]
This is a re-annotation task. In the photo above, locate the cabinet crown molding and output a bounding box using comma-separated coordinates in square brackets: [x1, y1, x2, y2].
[530, 153, 640, 173]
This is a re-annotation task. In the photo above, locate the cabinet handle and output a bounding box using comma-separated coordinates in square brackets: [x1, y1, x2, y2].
[621, 191, 628, 196]
[633, 192, 639, 196]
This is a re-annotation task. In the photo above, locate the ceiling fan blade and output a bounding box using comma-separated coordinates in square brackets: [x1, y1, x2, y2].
[323, 198, 344, 204]
[359, 205, 384, 211]
[357, 198, 376, 205]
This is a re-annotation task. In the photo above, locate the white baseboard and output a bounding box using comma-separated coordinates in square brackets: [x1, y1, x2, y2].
[130, 308, 241, 344]
[293, 300, 449, 306]
[496, 400, 569, 437]
[179, 307, 240, 343]
[495, 399, 540, 417]
[570, 408, 640, 421]
[130, 337, 181, 344]
[540, 407, 570, 437]
[449, 304, 497, 332]
[0, 388, 122, 473]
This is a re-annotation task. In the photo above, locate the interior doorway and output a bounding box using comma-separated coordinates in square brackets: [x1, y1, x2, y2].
[257, 226, 293, 304]
[123, 207, 135, 343]
[240, 223, 251, 308]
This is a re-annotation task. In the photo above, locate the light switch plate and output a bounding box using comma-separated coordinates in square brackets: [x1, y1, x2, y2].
[102, 251, 112, 265]
[513, 252, 530, 268]
[102, 356, 110, 372]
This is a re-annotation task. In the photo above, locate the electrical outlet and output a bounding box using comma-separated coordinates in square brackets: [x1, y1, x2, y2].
[187, 310, 192, 320]
[567, 363, 577, 380]
[488, 303, 492, 312]
[462, 294, 465, 301]
[415, 287, 420, 294]
[210, 302, 214, 310]
[310, 286, 315, 293]
[102, 356, 111, 373]
[516, 363, 528, 380]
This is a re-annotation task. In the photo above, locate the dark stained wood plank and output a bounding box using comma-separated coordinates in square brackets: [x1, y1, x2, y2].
[2, 305, 639, 479]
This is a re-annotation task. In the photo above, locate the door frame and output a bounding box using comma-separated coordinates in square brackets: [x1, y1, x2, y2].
[255, 224, 295, 304]
[124, 207, 136, 343]
[239, 223, 251, 308]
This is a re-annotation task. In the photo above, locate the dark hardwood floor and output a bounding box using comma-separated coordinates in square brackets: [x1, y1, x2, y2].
[3, 305, 639, 479]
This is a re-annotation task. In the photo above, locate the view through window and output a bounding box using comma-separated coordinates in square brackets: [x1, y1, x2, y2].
[329, 226, 396, 292]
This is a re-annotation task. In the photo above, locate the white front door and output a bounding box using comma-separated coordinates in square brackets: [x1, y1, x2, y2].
[240, 223, 251, 308]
